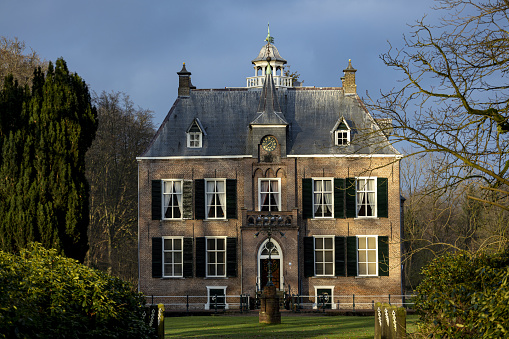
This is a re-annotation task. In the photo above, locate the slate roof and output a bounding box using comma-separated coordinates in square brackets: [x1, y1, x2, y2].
[252, 44, 287, 64]
[141, 79, 400, 158]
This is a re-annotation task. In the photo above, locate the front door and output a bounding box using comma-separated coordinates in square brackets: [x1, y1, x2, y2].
[260, 258, 280, 289]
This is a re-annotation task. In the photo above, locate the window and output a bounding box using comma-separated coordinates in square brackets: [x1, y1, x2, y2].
[187, 132, 202, 148]
[205, 286, 228, 310]
[313, 178, 333, 218]
[206, 237, 226, 277]
[315, 237, 334, 276]
[162, 237, 183, 277]
[205, 179, 226, 219]
[314, 287, 335, 309]
[357, 236, 378, 276]
[335, 130, 350, 145]
[162, 180, 182, 219]
[356, 177, 377, 217]
[259, 178, 281, 211]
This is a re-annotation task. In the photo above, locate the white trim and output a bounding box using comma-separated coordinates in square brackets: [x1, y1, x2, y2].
[204, 179, 227, 220]
[287, 154, 402, 158]
[161, 236, 184, 278]
[205, 236, 228, 277]
[356, 177, 377, 218]
[257, 238, 284, 291]
[313, 286, 336, 310]
[313, 236, 335, 276]
[257, 178, 281, 211]
[161, 179, 183, 220]
[311, 178, 335, 219]
[186, 132, 202, 148]
[357, 235, 379, 277]
[205, 286, 228, 310]
[136, 155, 253, 160]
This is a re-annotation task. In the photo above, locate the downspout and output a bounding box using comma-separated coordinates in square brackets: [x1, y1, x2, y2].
[137, 160, 141, 292]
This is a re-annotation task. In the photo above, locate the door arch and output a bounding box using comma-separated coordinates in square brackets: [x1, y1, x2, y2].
[257, 238, 283, 291]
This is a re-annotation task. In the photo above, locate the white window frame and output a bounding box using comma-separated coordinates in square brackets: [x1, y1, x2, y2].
[356, 177, 377, 218]
[162, 236, 184, 278]
[205, 286, 228, 310]
[206, 237, 227, 277]
[162, 179, 183, 220]
[205, 179, 226, 220]
[258, 178, 281, 211]
[335, 129, 350, 146]
[357, 235, 378, 276]
[312, 178, 334, 218]
[313, 286, 336, 309]
[314, 236, 335, 276]
[187, 132, 202, 148]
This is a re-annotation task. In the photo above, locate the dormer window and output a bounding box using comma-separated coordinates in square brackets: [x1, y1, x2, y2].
[186, 118, 206, 148]
[332, 118, 351, 146]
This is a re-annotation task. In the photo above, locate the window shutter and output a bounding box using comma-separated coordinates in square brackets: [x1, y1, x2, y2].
[226, 179, 237, 219]
[335, 236, 346, 276]
[183, 237, 193, 278]
[195, 179, 205, 220]
[195, 237, 206, 277]
[151, 180, 162, 220]
[334, 178, 345, 219]
[226, 237, 237, 277]
[346, 236, 357, 277]
[303, 237, 314, 277]
[182, 180, 193, 219]
[377, 178, 389, 218]
[378, 236, 389, 276]
[346, 178, 356, 218]
[302, 179, 312, 219]
[151, 237, 162, 278]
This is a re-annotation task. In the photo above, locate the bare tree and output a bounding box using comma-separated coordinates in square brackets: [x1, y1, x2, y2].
[0, 36, 47, 86]
[371, 0, 509, 212]
[86, 91, 154, 283]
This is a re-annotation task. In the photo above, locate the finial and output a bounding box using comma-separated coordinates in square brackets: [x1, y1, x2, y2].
[265, 23, 274, 44]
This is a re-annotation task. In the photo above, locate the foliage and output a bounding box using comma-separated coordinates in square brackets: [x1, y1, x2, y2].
[86, 91, 154, 282]
[0, 58, 97, 262]
[0, 243, 154, 339]
[370, 0, 509, 210]
[415, 249, 509, 338]
[0, 36, 48, 86]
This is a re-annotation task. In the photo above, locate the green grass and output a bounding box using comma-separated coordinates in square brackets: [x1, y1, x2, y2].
[164, 314, 419, 338]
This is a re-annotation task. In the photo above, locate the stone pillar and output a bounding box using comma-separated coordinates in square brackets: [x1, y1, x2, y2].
[259, 285, 281, 324]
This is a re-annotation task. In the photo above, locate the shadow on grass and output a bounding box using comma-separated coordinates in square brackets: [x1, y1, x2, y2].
[166, 315, 419, 338]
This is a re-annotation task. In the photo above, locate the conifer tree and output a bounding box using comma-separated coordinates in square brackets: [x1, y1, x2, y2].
[0, 58, 97, 262]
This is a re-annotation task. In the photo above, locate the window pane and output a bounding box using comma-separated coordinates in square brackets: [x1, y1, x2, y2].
[217, 264, 225, 276]
[174, 265, 182, 275]
[164, 264, 172, 274]
[208, 252, 215, 264]
[316, 264, 323, 275]
[358, 238, 366, 249]
[358, 263, 367, 275]
[367, 237, 376, 249]
[164, 252, 172, 262]
[207, 239, 215, 250]
[164, 239, 172, 251]
[217, 252, 225, 263]
[174, 252, 182, 263]
[174, 239, 182, 250]
[316, 251, 323, 262]
[358, 251, 366, 262]
[324, 238, 333, 249]
[217, 239, 225, 250]
[368, 263, 377, 275]
[315, 239, 323, 250]
[208, 264, 215, 276]
[368, 250, 376, 262]
[325, 263, 334, 275]
[325, 251, 333, 262]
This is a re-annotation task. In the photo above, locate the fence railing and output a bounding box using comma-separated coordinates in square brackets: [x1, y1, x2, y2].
[144, 294, 416, 312]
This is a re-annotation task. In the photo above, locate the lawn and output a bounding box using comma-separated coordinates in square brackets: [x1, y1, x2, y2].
[165, 314, 419, 338]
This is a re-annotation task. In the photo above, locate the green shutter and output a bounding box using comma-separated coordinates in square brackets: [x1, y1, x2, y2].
[335, 236, 346, 276]
[378, 236, 389, 276]
[346, 178, 356, 218]
[302, 179, 313, 219]
[152, 237, 162, 278]
[377, 178, 389, 218]
[195, 237, 206, 277]
[334, 178, 345, 219]
[346, 236, 357, 277]
[151, 180, 162, 220]
[183, 238, 193, 278]
[182, 180, 193, 219]
[195, 179, 205, 220]
[303, 237, 314, 277]
[226, 179, 237, 219]
[226, 237, 237, 277]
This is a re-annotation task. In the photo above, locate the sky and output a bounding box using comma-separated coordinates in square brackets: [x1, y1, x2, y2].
[0, 0, 440, 126]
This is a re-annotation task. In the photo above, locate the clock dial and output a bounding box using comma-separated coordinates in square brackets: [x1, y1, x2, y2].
[261, 136, 277, 152]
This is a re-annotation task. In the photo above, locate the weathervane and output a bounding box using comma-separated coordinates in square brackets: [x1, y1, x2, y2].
[265, 23, 274, 44]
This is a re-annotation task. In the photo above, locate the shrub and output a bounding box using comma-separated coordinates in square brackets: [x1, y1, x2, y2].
[0, 243, 154, 338]
[415, 249, 509, 338]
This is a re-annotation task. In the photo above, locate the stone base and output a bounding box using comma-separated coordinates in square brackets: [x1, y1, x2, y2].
[259, 285, 281, 324]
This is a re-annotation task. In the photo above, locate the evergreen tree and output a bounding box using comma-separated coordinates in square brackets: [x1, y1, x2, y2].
[0, 58, 97, 262]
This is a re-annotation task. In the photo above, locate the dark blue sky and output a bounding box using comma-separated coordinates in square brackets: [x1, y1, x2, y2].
[0, 0, 438, 125]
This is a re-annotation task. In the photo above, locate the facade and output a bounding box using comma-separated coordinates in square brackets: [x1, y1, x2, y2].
[137, 33, 403, 310]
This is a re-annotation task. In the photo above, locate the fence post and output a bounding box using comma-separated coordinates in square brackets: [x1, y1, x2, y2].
[374, 302, 383, 339]
[186, 295, 189, 313]
[352, 294, 355, 311]
[388, 294, 391, 305]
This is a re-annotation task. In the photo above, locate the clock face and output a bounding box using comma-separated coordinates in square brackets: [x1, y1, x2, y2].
[261, 136, 277, 152]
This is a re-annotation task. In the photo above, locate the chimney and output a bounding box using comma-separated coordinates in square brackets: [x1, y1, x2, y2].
[177, 63, 196, 97]
[343, 59, 357, 95]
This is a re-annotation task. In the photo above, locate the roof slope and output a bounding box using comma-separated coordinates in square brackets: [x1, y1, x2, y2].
[141, 87, 399, 157]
